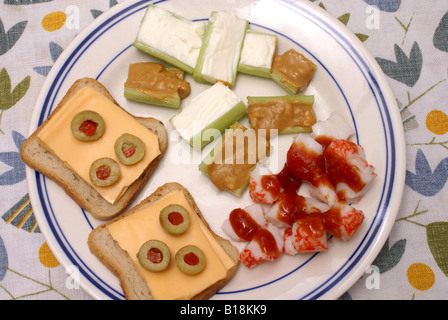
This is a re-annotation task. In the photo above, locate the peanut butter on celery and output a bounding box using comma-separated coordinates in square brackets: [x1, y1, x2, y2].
[248, 98, 316, 133]
[271, 49, 316, 93]
[207, 124, 270, 192]
[125, 62, 191, 101]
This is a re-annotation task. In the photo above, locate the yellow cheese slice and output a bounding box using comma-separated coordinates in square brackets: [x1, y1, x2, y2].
[107, 189, 237, 300]
[37, 86, 161, 204]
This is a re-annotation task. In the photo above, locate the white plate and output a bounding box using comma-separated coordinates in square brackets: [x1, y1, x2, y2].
[26, 0, 405, 300]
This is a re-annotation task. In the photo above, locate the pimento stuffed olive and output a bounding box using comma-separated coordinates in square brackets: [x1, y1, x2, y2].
[159, 204, 190, 235]
[114, 133, 145, 165]
[137, 240, 171, 272]
[175, 245, 206, 275]
[89, 157, 120, 187]
[71, 110, 105, 141]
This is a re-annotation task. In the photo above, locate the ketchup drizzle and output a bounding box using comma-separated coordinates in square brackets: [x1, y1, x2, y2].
[229, 208, 280, 258]
[255, 136, 360, 238]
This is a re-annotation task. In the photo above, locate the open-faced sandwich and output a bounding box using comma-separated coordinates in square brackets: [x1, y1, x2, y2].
[88, 182, 239, 300]
[20, 78, 168, 220]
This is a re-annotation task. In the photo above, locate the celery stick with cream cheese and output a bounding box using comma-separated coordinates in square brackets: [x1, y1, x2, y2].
[133, 5, 206, 74]
[170, 82, 247, 150]
[238, 31, 277, 78]
[193, 11, 248, 87]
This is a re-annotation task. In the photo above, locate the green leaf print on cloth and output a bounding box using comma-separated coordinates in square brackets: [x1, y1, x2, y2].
[0, 68, 30, 134]
[427, 222, 448, 277]
[397, 201, 448, 279]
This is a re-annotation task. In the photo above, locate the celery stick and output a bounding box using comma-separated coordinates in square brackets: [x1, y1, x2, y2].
[246, 95, 314, 105]
[124, 87, 181, 109]
[270, 70, 299, 95]
[193, 11, 248, 87]
[238, 31, 277, 78]
[133, 5, 205, 74]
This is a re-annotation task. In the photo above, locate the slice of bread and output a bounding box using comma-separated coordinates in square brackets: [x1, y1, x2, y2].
[21, 78, 168, 220]
[88, 182, 240, 300]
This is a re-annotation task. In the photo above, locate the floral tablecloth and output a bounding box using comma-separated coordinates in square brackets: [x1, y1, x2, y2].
[1, 0, 447, 300]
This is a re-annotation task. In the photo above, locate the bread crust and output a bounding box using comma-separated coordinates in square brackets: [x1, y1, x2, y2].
[88, 182, 240, 300]
[20, 78, 168, 220]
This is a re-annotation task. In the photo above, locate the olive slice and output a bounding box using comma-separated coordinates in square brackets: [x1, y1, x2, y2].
[175, 245, 206, 275]
[71, 110, 105, 141]
[114, 133, 145, 165]
[137, 240, 171, 272]
[159, 204, 190, 235]
[89, 157, 120, 187]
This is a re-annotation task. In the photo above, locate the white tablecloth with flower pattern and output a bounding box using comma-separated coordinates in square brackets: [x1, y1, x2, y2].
[1, 0, 447, 300]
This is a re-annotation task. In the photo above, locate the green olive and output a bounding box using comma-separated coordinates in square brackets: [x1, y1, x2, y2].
[71, 110, 105, 141]
[175, 245, 206, 275]
[137, 240, 171, 272]
[159, 204, 190, 235]
[114, 133, 145, 165]
[89, 157, 120, 187]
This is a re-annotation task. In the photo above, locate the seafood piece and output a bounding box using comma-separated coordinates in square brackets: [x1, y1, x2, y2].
[222, 204, 267, 242]
[311, 112, 355, 142]
[239, 225, 284, 268]
[324, 139, 376, 204]
[324, 202, 365, 241]
[265, 193, 330, 228]
[283, 216, 328, 255]
[286, 134, 338, 206]
[308, 183, 339, 207]
[249, 164, 283, 204]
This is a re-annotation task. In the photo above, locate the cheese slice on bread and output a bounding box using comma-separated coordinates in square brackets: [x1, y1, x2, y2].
[20, 78, 168, 220]
[88, 182, 239, 300]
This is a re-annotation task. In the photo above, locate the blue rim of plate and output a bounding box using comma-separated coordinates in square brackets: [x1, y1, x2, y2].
[29, 0, 402, 300]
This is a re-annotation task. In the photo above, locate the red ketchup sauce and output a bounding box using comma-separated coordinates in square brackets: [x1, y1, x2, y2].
[229, 208, 280, 258]
[260, 175, 282, 200]
[324, 139, 366, 196]
[259, 136, 357, 238]
[229, 208, 261, 241]
[286, 140, 327, 186]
